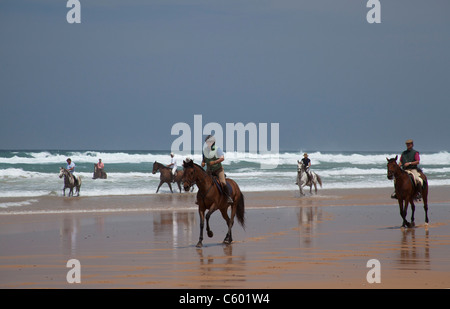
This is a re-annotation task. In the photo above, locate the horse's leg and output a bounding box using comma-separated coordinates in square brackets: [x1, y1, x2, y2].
[62, 187, 66, 197]
[205, 204, 218, 238]
[177, 181, 182, 193]
[197, 208, 205, 248]
[400, 199, 411, 228]
[410, 199, 416, 227]
[423, 187, 429, 224]
[156, 180, 163, 193]
[398, 199, 408, 227]
[167, 182, 173, 193]
[220, 206, 233, 244]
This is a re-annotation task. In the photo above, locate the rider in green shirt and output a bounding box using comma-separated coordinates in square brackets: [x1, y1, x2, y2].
[202, 135, 233, 205]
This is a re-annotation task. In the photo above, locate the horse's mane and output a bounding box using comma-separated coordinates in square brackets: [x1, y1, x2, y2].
[154, 161, 170, 169]
[184, 161, 207, 175]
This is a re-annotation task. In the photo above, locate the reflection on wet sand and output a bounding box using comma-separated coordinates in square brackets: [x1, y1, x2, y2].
[296, 206, 324, 247]
[60, 216, 79, 257]
[152, 211, 196, 248]
[397, 227, 430, 270]
[195, 245, 247, 288]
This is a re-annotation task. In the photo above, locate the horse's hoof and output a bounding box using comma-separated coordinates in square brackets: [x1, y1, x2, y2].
[223, 237, 232, 244]
[207, 231, 214, 238]
[196, 242, 203, 248]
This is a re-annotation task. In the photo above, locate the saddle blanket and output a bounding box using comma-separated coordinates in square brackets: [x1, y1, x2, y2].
[405, 169, 423, 188]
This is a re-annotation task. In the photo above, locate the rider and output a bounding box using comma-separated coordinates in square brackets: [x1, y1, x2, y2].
[96, 158, 105, 178]
[202, 134, 233, 205]
[391, 139, 423, 199]
[66, 158, 78, 186]
[301, 153, 312, 183]
[167, 153, 178, 182]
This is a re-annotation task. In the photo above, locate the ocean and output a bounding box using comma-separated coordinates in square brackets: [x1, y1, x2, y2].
[1, 150, 450, 200]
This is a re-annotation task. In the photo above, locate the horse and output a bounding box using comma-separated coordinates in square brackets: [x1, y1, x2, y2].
[93, 163, 107, 179]
[387, 156, 429, 228]
[296, 161, 322, 196]
[182, 159, 245, 248]
[59, 167, 82, 197]
[152, 161, 185, 193]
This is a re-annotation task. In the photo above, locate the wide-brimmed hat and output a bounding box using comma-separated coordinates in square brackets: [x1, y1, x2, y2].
[303, 153, 308, 157]
[205, 135, 216, 144]
[405, 139, 414, 144]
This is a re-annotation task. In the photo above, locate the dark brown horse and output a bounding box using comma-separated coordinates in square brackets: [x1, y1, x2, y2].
[152, 161, 185, 193]
[93, 163, 107, 179]
[387, 156, 429, 228]
[182, 160, 245, 247]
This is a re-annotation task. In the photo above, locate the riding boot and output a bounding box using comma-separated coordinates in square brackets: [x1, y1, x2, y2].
[222, 184, 234, 205]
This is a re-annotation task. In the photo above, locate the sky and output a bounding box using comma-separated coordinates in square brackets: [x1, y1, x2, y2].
[1, 0, 449, 152]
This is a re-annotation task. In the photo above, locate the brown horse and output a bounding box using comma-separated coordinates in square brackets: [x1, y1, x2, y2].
[93, 163, 107, 179]
[152, 161, 185, 193]
[387, 156, 429, 228]
[182, 159, 245, 247]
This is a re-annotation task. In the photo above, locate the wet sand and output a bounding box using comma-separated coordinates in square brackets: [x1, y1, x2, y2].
[1, 186, 450, 289]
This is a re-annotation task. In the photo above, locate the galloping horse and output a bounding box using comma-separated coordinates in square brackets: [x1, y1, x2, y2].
[182, 160, 245, 247]
[152, 161, 185, 193]
[387, 156, 429, 228]
[59, 168, 82, 197]
[296, 161, 322, 196]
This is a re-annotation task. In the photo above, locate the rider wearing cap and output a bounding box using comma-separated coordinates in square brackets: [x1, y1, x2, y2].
[391, 139, 423, 199]
[202, 135, 233, 205]
[301, 153, 312, 183]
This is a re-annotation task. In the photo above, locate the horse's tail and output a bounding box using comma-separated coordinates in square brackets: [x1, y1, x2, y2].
[236, 192, 245, 230]
[316, 174, 322, 188]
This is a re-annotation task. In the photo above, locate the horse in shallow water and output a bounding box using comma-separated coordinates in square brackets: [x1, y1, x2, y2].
[387, 156, 429, 228]
[59, 167, 82, 197]
[152, 161, 185, 193]
[296, 161, 322, 196]
[93, 163, 107, 179]
[182, 159, 245, 247]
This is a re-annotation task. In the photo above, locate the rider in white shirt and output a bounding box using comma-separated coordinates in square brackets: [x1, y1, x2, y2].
[168, 153, 178, 182]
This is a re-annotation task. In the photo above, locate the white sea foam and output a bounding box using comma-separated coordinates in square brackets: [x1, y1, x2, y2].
[1, 150, 449, 199]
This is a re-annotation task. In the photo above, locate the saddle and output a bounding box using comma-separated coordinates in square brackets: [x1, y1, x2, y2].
[212, 176, 233, 197]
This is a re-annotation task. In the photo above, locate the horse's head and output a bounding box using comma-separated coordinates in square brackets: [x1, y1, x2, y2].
[386, 155, 398, 180]
[182, 159, 195, 191]
[59, 167, 65, 178]
[297, 160, 305, 172]
[152, 161, 159, 174]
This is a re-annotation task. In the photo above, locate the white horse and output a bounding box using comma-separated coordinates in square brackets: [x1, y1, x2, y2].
[296, 161, 322, 196]
[59, 167, 82, 197]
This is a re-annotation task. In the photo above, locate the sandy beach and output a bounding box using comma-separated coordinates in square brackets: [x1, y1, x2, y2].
[1, 186, 450, 290]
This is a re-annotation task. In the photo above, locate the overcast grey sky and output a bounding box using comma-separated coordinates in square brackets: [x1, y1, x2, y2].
[1, 0, 449, 152]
